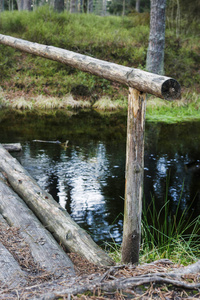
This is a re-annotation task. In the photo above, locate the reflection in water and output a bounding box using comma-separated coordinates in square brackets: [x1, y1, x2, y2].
[1, 110, 200, 245]
[20, 140, 125, 244]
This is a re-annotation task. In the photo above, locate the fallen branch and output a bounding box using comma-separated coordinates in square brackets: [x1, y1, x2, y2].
[32, 140, 61, 144]
[0, 259, 199, 299]
[24, 270, 200, 300]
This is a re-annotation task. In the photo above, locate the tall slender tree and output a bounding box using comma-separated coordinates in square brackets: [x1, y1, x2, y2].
[135, 0, 140, 12]
[146, 0, 166, 75]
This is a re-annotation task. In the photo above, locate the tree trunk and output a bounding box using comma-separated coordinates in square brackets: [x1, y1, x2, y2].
[87, 0, 93, 13]
[0, 34, 181, 101]
[122, 0, 125, 16]
[16, 0, 31, 10]
[0, 145, 114, 267]
[70, 0, 77, 13]
[0, 175, 75, 275]
[0, 0, 4, 11]
[135, 0, 140, 12]
[122, 88, 146, 264]
[54, 0, 65, 12]
[146, 0, 167, 75]
[102, 0, 107, 15]
[23, 0, 31, 10]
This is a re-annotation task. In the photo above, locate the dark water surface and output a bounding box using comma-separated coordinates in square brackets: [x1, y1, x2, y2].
[1, 110, 200, 245]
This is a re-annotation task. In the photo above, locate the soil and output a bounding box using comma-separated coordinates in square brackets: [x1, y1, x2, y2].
[0, 222, 200, 300]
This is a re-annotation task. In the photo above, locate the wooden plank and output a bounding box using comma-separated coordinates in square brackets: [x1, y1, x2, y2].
[0, 215, 27, 288]
[0, 175, 75, 276]
[0, 34, 181, 100]
[122, 88, 146, 264]
[0, 145, 114, 266]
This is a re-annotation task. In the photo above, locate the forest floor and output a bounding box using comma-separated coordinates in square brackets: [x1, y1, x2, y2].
[0, 222, 200, 300]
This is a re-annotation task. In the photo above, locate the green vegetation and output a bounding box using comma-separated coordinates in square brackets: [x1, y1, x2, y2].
[146, 92, 200, 123]
[107, 187, 200, 266]
[0, 6, 199, 122]
[141, 182, 200, 265]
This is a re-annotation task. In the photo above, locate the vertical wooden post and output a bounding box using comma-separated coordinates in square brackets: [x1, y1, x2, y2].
[122, 88, 146, 264]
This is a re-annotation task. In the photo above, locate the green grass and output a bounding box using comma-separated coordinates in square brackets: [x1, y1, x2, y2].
[107, 179, 200, 266]
[141, 191, 200, 265]
[146, 92, 200, 123]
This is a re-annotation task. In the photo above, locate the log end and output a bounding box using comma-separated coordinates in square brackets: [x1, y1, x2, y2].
[161, 78, 181, 101]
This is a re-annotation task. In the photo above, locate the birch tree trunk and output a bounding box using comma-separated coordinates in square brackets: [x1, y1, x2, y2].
[146, 0, 167, 75]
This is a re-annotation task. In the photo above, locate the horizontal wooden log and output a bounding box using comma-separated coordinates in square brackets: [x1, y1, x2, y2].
[0, 145, 114, 266]
[0, 215, 27, 288]
[0, 34, 181, 101]
[0, 174, 75, 276]
[2, 143, 22, 152]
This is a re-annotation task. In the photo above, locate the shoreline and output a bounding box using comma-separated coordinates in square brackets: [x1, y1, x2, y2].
[1, 89, 200, 124]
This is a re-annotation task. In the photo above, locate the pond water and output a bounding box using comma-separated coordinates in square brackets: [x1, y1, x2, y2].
[0, 110, 200, 246]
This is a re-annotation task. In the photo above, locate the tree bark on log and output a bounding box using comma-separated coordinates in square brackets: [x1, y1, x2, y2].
[0, 215, 27, 288]
[0, 34, 181, 101]
[0, 175, 75, 276]
[0, 145, 114, 266]
[2, 143, 22, 152]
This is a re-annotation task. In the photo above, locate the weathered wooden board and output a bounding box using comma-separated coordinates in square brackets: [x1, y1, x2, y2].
[122, 88, 146, 264]
[0, 215, 27, 288]
[0, 145, 114, 266]
[0, 175, 75, 276]
[0, 34, 181, 101]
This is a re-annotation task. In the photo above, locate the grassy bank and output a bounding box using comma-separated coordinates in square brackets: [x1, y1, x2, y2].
[0, 7, 199, 122]
[108, 195, 200, 266]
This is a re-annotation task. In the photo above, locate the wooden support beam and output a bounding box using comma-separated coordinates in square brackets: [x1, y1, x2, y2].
[122, 88, 146, 264]
[0, 34, 181, 100]
[0, 145, 114, 267]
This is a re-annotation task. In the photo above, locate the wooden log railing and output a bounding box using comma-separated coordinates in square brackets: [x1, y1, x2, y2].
[0, 34, 181, 264]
